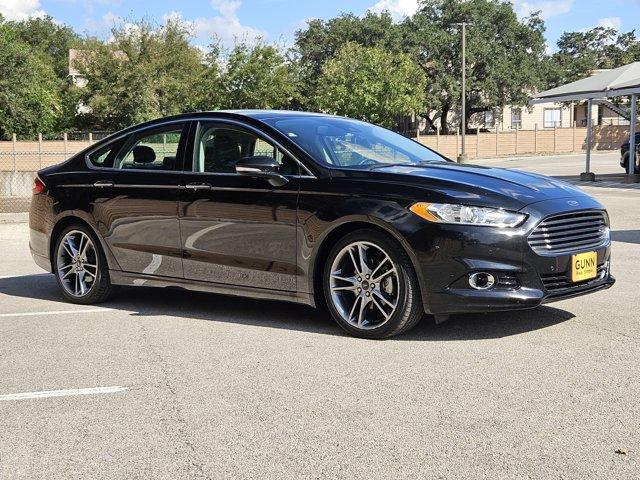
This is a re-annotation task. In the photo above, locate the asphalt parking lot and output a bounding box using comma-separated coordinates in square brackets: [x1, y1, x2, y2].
[1, 154, 639, 479]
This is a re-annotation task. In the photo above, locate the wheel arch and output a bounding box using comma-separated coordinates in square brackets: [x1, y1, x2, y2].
[309, 218, 427, 313]
[49, 213, 120, 272]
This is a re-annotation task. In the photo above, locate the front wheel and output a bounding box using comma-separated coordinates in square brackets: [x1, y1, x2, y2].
[322, 229, 423, 339]
[53, 225, 115, 304]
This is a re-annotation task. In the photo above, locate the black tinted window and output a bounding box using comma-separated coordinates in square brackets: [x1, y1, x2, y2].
[195, 123, 298, 175]
[87, 143, 119, 167]
[115, 124, 185, 171]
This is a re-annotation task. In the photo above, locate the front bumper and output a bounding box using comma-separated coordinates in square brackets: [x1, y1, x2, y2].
[406, 196, 615, 315]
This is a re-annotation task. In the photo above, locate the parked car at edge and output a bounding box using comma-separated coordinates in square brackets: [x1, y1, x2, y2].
[29, 111, 615, 339]
[620, 133, 640, 173]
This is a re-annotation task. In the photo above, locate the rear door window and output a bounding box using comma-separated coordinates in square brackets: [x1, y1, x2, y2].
[114, 124, 186, 171]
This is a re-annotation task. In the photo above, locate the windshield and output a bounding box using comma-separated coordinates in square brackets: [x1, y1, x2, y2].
[263, 116, 448, 169]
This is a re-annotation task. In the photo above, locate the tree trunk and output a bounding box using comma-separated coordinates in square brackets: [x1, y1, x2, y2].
[422, 113, 438, 133]
[440, 104, 451, 134]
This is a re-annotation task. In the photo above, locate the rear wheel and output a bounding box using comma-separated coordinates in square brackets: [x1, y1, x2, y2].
[53, 225, 114, 304]
[322, 229, 423, 339]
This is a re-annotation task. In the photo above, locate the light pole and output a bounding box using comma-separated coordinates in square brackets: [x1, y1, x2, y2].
[453, 22, 472, 163]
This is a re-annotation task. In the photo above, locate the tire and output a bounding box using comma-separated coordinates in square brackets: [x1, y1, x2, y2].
[53, 224, 115, 304]
[623, 151, 640, 174]
[322, 229, 423, 339]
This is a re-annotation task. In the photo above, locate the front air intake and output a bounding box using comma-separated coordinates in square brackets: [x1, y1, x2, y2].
[528, 210, 608, 254]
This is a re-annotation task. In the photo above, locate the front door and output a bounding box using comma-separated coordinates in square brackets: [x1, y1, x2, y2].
[178, 121, 299, 292]
[87, 122, 187, 278]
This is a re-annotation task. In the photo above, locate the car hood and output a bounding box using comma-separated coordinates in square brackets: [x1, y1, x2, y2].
[371, 162, 589, 209]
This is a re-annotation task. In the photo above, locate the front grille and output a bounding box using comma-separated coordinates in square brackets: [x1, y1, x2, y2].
[528, 210, 608, 254]
[540, 263, 607, 292]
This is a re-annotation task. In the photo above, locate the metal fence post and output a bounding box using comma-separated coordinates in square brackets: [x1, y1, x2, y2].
[64, 132, 68, 157]
[89, 132, 93, 145]
[12, 133, 17, 173]
[495, 127, 499, 156]
[534, 124, 538, 153]
[476, 127, 480, 158]
[456, 128, 460, 157]
[436, 126, 440, 151]
[515, 125, 519, 154]
[38, 133, 43, 168]
[573, 121, 577, 152]
[553, 125, 557, 153]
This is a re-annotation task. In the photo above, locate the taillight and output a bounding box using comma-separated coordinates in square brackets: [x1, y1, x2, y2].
[33, 177, 46, 195]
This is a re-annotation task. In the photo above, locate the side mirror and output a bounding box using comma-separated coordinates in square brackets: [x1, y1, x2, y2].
[236, 156, 289, 187]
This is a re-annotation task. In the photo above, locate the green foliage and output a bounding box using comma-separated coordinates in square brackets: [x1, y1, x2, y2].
[548, 27, 640, 87]
[8, 16, 79, 79]
[219, 40, 298, 110]
[78, 19, 206, 130]
[404, 0, 548, 132]
[315, 43, 426, 128]
[3, 1, 640, 137]
[294, 12, 406, 106]
[0, 20, 61, 138]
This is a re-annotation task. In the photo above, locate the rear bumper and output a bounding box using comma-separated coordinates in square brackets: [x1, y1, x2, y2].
[31, 249, 51, 273]
[30, 227, 51, 272]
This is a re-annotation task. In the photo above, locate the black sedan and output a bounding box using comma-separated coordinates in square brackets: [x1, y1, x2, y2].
[29, 111, 615, 338]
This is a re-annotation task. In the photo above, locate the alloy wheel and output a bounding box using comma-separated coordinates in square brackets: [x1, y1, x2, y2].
[56, 230, 98, 298]
[329, 241, 400, 330]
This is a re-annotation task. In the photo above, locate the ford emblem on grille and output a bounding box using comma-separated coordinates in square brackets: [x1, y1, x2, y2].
[567, 200, 579, 206]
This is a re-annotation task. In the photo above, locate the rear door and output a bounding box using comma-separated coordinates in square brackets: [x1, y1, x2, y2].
[86, 122, 187, 278]
[178, 120, 300, 292]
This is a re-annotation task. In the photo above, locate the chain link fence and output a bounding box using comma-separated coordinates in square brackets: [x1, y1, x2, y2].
[0, 133, 111, 213]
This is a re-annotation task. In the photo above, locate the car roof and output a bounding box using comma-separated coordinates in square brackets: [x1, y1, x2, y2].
[219, 110, 335, 120]
[116, 110, 337, 135]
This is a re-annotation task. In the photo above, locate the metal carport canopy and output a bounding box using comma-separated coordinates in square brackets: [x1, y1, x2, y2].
[529, 62, 640, 179]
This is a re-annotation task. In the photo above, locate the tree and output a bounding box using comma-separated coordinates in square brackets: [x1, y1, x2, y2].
[314, 43, 426, 128]
[78, 19, 206, 130]
[294, 12, 406, 109]
[8, 16, 79, 79]
[218, 40, 298, 110]
[0, 18, 61, 138]
[404, 0, 547, 132]
[548, 27, 640, 87]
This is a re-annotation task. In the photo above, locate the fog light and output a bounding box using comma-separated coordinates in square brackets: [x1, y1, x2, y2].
[469, 272, 495, 290]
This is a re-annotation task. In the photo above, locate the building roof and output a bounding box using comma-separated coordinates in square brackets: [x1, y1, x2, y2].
[531, 62, 640, 104]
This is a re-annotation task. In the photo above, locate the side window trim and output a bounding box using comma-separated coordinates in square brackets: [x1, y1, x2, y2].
[189, 118, 315, 178]
[83, 120, 189, 173]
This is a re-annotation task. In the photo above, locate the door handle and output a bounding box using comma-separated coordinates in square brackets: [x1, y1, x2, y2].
[93, 180, 114, 188]
[185, 183, 212, 191]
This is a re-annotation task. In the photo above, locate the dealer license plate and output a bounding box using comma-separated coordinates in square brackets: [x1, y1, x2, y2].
[571, 251, 598, 282]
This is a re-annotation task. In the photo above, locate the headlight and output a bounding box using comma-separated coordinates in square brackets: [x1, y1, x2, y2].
[410, 202, 527, 227]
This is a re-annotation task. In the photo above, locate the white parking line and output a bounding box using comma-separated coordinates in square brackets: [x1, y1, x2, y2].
[0, 308, 113, 318]
[0, 386, 128, 401]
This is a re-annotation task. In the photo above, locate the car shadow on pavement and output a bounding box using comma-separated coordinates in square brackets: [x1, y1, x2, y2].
[611, 230, 640, 245]
[0, 273, 574, 341]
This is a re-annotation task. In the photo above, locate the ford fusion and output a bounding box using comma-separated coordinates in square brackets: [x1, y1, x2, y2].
[29, 111, 615, 338]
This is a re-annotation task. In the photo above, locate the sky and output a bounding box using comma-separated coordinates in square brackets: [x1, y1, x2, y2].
[1, 0, 640, 50]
